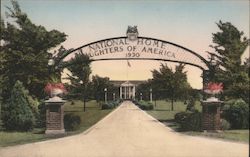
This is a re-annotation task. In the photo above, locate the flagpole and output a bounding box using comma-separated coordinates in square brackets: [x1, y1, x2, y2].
[127, 60, 128, 81]
[126, 60, 131, 81]
[126, 60, 129, 82]
[126, 60, 128, 100]
[126, 60, 131, 100]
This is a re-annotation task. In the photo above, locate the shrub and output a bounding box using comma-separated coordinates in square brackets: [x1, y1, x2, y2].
[220, 119, 231, 130]
[0, 102, 3, 131]
[132, 100, 139, 105]
[0, 117, 2, 131]
[2, 81, 35, 131]
[136, 100, 154, 110]
[144, 102, 154, 110]
[37, 101, 46, 128]
[174, 111, 202, 131]
[174, 112, 188, 123]
[64, 113, 81, 131]
[27, 96, 40, 127]
[111, 101, 118, 107]
[186, 98, 196, 112]
[101, 103, 112, 110]
[118, 99, 123, 104]
[222, 99, 249, 129]
[101, 100, 121, 110]
[187, 111, 202, 131]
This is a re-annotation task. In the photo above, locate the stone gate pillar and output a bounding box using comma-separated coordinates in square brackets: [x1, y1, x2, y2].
[201, 100, 222, 131]
[45, 96, 66, 135]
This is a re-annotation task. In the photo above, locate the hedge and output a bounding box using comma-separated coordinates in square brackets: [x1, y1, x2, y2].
[174, 111, 202, 131]
[101, 100, 122, 110]
[133, 100, 154, 110]
[222, 99, 249, 129]
[64, 113, 81, 131]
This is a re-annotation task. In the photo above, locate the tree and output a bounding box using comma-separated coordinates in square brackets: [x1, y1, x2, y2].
[136, 80, 152, 101]
[211, 21, 248, 71]
[210, 21, 249, 103]
[0, 62, 3, 130]
[2, 81, 35, 131]
[0, 0, 67, 100]
[92, 75, 116, 103]
[151, 63, 191, 110]
[66, 52, 92, 111]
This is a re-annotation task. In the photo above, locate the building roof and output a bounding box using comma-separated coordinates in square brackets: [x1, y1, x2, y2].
[110, 80, 146, 87]
[121, 81, 135, 86]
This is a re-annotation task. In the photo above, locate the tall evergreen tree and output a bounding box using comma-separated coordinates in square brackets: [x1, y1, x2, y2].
[2, 81, 35, 131]
[211, 21, 248, 71]
[210, 21, 249, 102]
[0, 0, 67, 100]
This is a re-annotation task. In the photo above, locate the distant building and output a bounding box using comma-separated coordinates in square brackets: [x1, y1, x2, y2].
[110, 80, 145, 100]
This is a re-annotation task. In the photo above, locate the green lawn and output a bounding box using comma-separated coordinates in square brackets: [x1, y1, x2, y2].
[0, 129, 48, 147]
[147, 100, 201, 121]
[147, 100, 249, 143]
[64, 100, 113, 134]
[184, 130, 249, 143]
[0, 100, 113, 147]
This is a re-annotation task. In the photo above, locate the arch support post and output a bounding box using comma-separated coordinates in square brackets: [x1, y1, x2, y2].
[201, 69, 223, 132]
[45, 97, 66, 135]
[201, 100, 222, 131]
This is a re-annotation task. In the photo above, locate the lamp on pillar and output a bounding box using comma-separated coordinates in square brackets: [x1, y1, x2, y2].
[48, 58, 55, 67]
[45, 57, 66, 135]
[210, 54, 217, 66]
[113, 93, 116, 101]
[150, 88, 153, 103]
[208, 54, 218, 82]
[104, 88, 107, 103]
[48, 58, 55, 79]
[120, 86, 122, 100]
[140, 93, 143, 101]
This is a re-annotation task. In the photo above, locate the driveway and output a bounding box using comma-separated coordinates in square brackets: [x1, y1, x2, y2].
[0, 101, 248, 157]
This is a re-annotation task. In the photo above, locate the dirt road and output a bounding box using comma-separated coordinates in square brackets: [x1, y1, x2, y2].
[0, 101, 248, 157]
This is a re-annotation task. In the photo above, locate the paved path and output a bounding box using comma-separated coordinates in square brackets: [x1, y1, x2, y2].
[0, 101, 248, 157]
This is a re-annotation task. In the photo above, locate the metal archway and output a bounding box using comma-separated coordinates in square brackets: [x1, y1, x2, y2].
[59, 36, 210, 71]
[52, 26, 213, 88]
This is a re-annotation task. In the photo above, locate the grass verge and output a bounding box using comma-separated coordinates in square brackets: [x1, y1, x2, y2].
[147, 100, 249, 143]
[184, 130, 249, 143]
[0, 100, 113, 147]
[64, 100, 113, 135]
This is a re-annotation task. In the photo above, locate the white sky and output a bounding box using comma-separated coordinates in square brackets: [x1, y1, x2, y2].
[1, 0, 249, 89]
